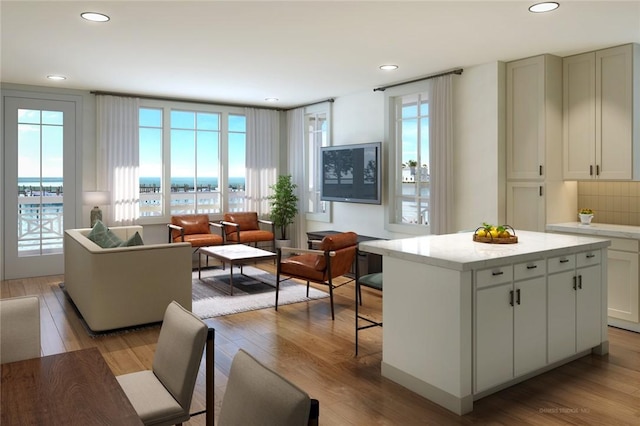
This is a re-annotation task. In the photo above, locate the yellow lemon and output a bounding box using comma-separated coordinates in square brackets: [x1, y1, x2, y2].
[476, 229, 487, 237]
[489, 229, 499, 238]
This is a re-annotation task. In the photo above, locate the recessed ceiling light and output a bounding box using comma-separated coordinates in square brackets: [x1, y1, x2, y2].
[81, 12, 110, 22]
[265, 97, 279, 102]
[47, 75, 67, 81]
[529, 2, 559, 13]
[379, 64, 399, 71]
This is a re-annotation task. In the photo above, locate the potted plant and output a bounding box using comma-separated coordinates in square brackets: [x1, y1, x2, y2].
[268, 175, 299, 245]
[578, 208, 594, 225]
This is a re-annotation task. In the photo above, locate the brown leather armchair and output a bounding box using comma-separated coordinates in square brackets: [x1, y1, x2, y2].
[168, 214, 224, 249]
[275, 232, 357, 320]
[222, 212, 275, 251]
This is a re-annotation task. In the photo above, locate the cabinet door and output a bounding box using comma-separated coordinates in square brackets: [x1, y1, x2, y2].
[475, 283, 513, 392]
[506, 182, 544, 232]
[576, 264, 602, 351]
[596, 45, 633, 180]
[563, 52, 596, 180]
[548, 270, 577, 363]
[506, 56, 545, 180]
[514, 276, 547, 376]
[608, 249, 640, 322]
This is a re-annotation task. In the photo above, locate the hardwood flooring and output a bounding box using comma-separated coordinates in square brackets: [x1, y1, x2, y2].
[2, 265, 640, 425]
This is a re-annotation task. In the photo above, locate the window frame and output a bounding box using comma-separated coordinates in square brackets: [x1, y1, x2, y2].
[384, 80, 432, 235]
[137, 99, 245, 225]
[304, 102, 331, 223]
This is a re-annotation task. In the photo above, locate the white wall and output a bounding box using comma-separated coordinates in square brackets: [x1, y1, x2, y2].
[453, 62, 506, 232]
[305, 61, 506, 239]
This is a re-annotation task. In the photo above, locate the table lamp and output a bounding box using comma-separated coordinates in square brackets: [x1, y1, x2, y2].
[83, 191, 111, 227]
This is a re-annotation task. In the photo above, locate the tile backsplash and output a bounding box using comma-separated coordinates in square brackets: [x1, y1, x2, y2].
[578, 181, 640, 225]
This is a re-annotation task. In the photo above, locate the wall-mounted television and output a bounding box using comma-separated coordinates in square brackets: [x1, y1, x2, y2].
[320, 142, 382, 204]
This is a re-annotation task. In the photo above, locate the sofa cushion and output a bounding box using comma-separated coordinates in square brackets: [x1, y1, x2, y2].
[120, 231, 144, 247]
[87, 220, 123, 248]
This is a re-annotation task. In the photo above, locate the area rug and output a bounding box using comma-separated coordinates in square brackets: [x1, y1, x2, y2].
[192, 265, 328, 319]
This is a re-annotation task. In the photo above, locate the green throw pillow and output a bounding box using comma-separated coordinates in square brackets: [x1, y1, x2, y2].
[87, 220, 123, 248]
[119, 231, 144, 247]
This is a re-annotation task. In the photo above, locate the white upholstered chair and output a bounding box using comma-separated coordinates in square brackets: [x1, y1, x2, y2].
[117, 301, 210, 426]
[218, 349, 319, 426]
[0, 296, 41, 364]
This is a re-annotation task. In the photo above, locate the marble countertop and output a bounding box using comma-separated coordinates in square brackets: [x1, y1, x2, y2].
[358, 230, 610, 271]
[547, 222, 640, 239]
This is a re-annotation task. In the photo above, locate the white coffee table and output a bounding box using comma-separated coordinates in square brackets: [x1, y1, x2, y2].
[198, 245, 277, 295]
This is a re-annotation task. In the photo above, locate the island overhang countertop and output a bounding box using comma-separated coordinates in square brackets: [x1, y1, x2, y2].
[358, 230, 611, 272]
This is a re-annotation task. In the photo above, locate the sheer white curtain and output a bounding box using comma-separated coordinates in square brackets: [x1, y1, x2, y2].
[244, 108, 279, 216]
[96, 95, 140, 225]
[428, 75, 454, 235]
[287, 108, 305, 247]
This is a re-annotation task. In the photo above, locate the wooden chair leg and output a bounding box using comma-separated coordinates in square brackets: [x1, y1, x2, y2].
[206, 328, 214, 426]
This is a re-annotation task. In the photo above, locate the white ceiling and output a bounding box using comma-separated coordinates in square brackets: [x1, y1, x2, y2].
[2, 1, 640, 108]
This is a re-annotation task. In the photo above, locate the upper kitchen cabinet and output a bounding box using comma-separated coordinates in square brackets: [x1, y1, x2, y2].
[506, 54, 563, 181]
[563, 44, 640, 180]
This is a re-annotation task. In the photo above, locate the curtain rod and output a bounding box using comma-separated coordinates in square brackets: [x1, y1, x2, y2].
[373, 68, 464, 92]
[90, 90, 283, 111]
[284, 98, 335, 111]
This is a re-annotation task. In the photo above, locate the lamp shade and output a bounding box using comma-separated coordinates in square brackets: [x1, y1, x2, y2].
[83, 191, 110, 207]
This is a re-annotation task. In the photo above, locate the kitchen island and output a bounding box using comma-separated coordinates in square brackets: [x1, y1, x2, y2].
[358, 230, 610, 415]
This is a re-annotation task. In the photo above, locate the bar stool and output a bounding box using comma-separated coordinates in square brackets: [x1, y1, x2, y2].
[355, 250, 383, 355]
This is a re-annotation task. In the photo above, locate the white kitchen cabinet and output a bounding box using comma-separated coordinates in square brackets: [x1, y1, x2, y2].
[505, 54, 576, 231]
[506, 182, 544, 232]
[475, 259, 547, 393]
[607, 238, 639, 323]
[563, 43, 640, 180]
[548, 251, 602, 363]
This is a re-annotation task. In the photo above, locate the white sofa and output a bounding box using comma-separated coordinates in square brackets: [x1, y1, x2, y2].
[64, 226, 192, 332]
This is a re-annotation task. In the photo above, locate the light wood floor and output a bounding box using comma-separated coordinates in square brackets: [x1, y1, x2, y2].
[2, 265, 640, 425]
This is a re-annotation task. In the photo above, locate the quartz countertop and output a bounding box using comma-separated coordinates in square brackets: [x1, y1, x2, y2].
[358, 230, 610, 271]
[547, 222, 640, 239]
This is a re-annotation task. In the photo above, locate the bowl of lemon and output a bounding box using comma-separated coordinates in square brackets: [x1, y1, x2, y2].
[473, 223, 518, 244]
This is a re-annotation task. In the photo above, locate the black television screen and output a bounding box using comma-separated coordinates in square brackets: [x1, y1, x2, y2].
[320, 142, 382, 204]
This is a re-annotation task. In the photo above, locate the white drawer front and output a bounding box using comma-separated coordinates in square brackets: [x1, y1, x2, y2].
[576, 250, 601, 268]
[609, 237, 638, 252]
[548, 255, 576, 274]
[514, 259, 546, 280]
[476, 266, 513, 289]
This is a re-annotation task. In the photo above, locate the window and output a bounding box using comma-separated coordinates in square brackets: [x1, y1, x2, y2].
[17, 108, 64, 255]
[305, 111, 328, 214]
[303, 103, 331, 222]
[390, 90, 430, 229]
[138, 101, 245, 219]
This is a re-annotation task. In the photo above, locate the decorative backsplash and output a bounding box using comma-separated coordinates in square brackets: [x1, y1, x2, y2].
[577, 181, 640, 225]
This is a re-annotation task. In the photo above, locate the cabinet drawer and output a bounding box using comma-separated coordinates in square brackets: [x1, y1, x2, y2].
[576, 250, 601, 268]
[514, 259, 546, 280]
[476, 266, 513, 289]
[548, 255, 575, 274]
[609, 237, 639, 252]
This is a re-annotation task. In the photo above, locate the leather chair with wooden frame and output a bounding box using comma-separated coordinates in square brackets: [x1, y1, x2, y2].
[168, 214, 224, 250]
[222, 212, 275, 251]
[275, 232, 357, 320]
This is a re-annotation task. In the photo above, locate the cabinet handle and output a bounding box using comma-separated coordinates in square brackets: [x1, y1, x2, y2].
[526, 264, 538, 269]
[539, 165, 543, 176]
[560, 258, 570, 264]
[596, 165, 600, 176]
[586, 253, 595, 259]
[590, 165, 594, 176]
[509, 290, 514, 306]
[578, 275, 583, 289]
[539, 186, 543, 196]
[516, 288, 521, 305]
[492, 271, 504, 276]
[573, 276, 577, 290]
